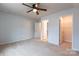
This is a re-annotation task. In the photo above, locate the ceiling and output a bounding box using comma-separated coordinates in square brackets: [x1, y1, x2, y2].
[0, 3, 79, 20]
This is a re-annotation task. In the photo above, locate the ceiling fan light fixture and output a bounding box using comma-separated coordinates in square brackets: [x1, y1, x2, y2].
[33, 9, 37, 12]
[22, 3, 47, 15]
[35, 4, 38, 7]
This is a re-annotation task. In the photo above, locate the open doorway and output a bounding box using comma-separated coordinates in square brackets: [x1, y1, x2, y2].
[41, 20, 48, 42]
[59, 15, 72, 49]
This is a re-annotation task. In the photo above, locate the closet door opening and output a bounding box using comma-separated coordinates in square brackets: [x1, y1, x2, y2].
[59, 15, 72, 49]
[41, 20, 48, 42]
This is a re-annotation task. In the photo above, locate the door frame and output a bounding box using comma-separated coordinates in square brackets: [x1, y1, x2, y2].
[59, 15, 73, 49]
[59, 17, 61, 46]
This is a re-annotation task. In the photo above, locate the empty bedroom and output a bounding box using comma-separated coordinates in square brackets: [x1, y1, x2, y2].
[0, 3, 79, 56]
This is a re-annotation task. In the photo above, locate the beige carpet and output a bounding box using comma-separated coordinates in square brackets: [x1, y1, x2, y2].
[0, 39, 79, 56]
[60, 41, 72, 49]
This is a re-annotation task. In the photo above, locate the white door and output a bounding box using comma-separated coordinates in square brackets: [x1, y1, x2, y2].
[41, 20, 48, 41]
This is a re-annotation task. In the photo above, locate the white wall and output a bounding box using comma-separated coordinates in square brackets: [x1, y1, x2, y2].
[41, 8, 79, 51]
[0, 12, 34, 45]
[35, 22, 41, 38]
[41, 8, 74, 45]
[72, 9, 79, 51]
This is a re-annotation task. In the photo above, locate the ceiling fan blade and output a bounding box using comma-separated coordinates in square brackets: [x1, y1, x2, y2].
[22, 3, 33, 8]
[27, 9, 33, 13]
[36, 11, 39, 15]
[37, 3, 40, 5]
[37, 8, 47, 11]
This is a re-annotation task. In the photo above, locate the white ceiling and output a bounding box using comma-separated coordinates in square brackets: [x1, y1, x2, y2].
[0, 3, 79, 20]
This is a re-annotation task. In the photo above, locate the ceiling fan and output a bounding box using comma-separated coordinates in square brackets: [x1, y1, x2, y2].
[22, 3, 47, 15]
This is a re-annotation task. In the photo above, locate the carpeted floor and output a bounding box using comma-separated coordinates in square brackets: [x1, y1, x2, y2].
[60, 41, 72, 49]
[0, 38, 79, 56]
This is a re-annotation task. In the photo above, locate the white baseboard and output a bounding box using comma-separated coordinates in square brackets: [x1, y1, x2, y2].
[72, 48, 79, 51]
[0, 37, 34, 45]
